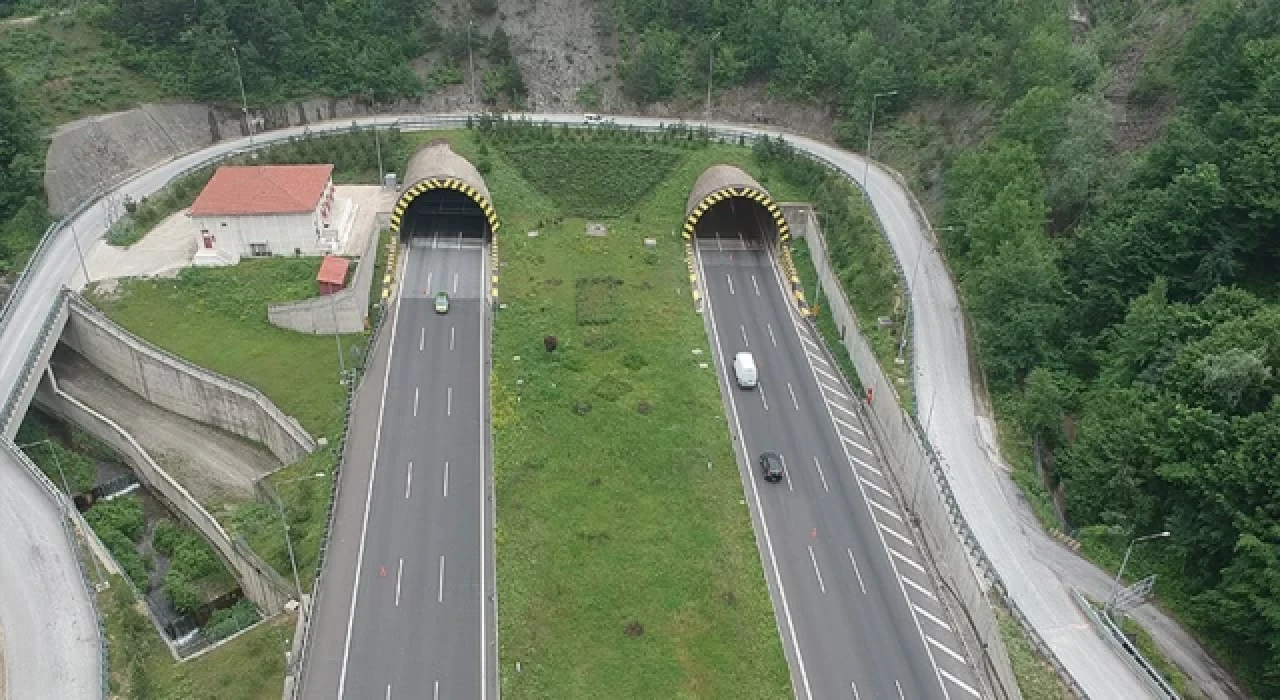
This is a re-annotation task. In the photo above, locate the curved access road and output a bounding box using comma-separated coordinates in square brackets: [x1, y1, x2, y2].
[0, 110, 1170, 699]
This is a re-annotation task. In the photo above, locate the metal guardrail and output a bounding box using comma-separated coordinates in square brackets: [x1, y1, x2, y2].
[1071, 588, 1180, 699]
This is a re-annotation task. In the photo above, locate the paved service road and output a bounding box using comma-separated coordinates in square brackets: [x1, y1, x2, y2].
[695, 211, 983, 699]
[322, 240, 495, 700]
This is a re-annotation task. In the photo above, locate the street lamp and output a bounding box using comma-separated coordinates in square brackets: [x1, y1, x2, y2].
[467, 20, 477, 110]
[1106, 530, 1171, 615]
[705, 30, 722, 124]
[864, 90, 898, 190]
[230, 46, 252, 145]
[269, 471, 327, 601]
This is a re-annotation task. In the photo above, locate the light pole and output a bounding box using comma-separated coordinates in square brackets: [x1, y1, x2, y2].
[705, 30, 721, 124]
[230, 46, 252, 145]
[374, 126, 385, 186]
[270, 471, 327, 601]
[864, 90, 898, 190]
[1106, 530, 1171, 615]
[467, 20, 477, 110]
[329, 291, 346, 381]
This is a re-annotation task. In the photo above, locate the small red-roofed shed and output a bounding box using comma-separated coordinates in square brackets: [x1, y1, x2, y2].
[317, 255, 349, 295]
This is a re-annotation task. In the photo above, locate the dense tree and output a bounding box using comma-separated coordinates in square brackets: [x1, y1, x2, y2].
[0, 65, 44, 272]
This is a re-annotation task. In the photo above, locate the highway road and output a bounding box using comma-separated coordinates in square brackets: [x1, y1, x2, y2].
[694, 205, 982, 700]
[313, 239, 496, 699]
[0, 110, 1170, 699]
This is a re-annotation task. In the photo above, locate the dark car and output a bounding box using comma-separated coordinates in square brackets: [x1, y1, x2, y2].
[759, 452, 784, 483]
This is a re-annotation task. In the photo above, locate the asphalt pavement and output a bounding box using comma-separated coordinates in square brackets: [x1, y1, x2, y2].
[695, 221, 983, 700]
[304, 239, 495, 700]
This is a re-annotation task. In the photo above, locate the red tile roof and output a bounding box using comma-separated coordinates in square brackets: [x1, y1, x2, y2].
[317, 255, 349, 286]
[189, 164, 334, 216]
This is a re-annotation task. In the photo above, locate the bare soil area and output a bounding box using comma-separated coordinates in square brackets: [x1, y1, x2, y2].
[51, 347, 281, 508]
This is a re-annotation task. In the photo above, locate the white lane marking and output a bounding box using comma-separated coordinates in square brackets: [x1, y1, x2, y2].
[806, 350, 831, 367]
[807, 545, 826, 594]
[740, 324, 749, 347]
[928, 635, 965, 663]
[413, 387, 419, 417]
[843, 438, 874, 456]
[438, 555, 445, 603]
[447, 386, 452, 416]
[828, 400, 858, 419]
[846, 547, 867, 594]
[903, 575, 939, 601]
[717, 235, 724, 252]
[443, 461, 450, 498]
[832, 414, 865, 435]
[338, 239, 406, 699]
[869, 498, 905, 522]
[420, 327, 425, 351]
[939, 668, 982, 698]
[813, 457, 829, 493]
[406, 462, 413, 499]
[453, 273, 459, 294]
[913, 604, 953, 632]
[395, 558, 404, 607]
[787, 382, 800, 411]
[386, 684, 392, 700]
[799, 333, 821, 350]
[852, 682, 861, 699]
[694, 243, 814, 700]
[847, 452, 883, 476]
[782, 453, 794, 492]
[759, 385, 770, 412]
[820, 382, 851, 401]
[433, 680, 440, 700]
[767, 323, 777, 347]
[811, 360, 839, 380]
[859, 476, 893, 500]
[727, 273, 735, 295]
[751, 274, 761, 295]
[477, 256, 489, 700]
[450, 326, 455, 351]
[896, 680, 906, 700]
[880, 522, 917, 548]
[890, 548, 927, 574]
[426, 271, 433, 292]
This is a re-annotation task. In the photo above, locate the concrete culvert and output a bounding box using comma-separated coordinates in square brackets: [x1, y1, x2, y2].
[682, 165, 790, 249]
[391, 141, 499, 244]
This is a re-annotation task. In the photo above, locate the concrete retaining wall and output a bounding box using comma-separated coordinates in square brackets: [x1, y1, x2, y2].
[267, 223, 381, 334]
[59, 294, 316, 461]
[34, 369, 294, 615]
[802, 208, 1023, 700]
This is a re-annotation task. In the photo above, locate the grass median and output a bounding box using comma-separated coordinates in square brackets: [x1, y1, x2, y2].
[470, 126, 796, 699]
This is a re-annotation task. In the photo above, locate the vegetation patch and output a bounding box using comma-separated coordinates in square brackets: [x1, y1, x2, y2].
[995, 605, 1073, 700]
[100, 575, 290, 700]
[573, 276, 622, 325]
[482, 129, 793, 698]
[106, 167, 215, 247]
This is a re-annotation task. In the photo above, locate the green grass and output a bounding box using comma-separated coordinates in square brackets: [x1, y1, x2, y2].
[100, 576, 291, 700]
[494, 141, 688, 217]
[995, 605, 1074, 700]
[105, 167, 216, 247]
[1118, 615, 1204, 699]
[0, 14, 167, 127]
[475, 130, 794, 698]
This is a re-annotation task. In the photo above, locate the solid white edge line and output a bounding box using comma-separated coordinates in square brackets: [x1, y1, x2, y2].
[479, 249, 489, 700]
[338, 236, 407, 699]
[695, 243, 814, 700]
[762, 245, 955, 700]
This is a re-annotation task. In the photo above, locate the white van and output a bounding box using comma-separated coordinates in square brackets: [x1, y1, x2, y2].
[733, 352, 758, 388]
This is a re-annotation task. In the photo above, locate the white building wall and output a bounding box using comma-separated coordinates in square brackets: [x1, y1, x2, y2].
[194, 211, 329, 257]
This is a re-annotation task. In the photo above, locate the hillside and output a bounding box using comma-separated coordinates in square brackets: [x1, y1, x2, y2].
[1, 0, 1278, 695]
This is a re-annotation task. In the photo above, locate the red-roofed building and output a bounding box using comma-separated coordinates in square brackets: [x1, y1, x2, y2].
[191, 164, 337, 265]
[316, 255, 350, 295]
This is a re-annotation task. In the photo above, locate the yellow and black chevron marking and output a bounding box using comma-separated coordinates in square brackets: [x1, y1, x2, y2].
[489, 233, 499, 303]
[390, 178, 500, 234]
[684, 241, 702, 312]
[681, 186, 790, 241]
[381, 240, 399, 303]
[777, 244, 812, 318]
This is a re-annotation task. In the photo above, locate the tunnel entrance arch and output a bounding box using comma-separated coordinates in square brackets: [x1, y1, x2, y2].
[682, 165, 790, 247]
[391, 142, 500, 244]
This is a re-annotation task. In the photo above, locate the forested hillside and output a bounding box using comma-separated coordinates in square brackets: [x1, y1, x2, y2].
[1, 0, 1277, 692]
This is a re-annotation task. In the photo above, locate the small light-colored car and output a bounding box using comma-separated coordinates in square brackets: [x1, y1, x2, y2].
[434, 291, 449, 314]
[733, 352, 758, 388]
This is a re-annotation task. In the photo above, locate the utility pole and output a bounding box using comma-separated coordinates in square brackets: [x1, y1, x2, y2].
[467, 20, 477, 110]
[374, 126, 385, 186]
[705, 30, 721, 125]
[330, 292, 346, 381]
[1106, 530, 1171, 616]
[864, 90, 898, 190]
[231, 46, 252, 145]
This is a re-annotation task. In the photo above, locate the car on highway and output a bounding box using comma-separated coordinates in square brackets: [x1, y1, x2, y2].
[434, 291, 449, 314]
[733, 352, 758, 388]
[759, 452, 784, 483]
